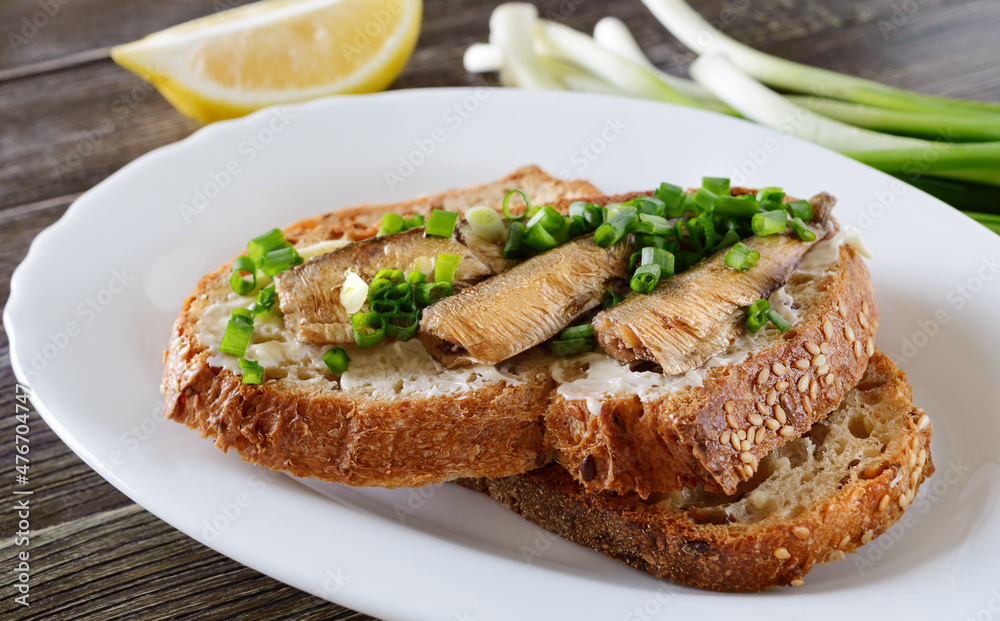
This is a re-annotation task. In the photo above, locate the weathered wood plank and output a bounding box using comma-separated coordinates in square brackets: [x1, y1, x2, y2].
[0, 506, 368, 620]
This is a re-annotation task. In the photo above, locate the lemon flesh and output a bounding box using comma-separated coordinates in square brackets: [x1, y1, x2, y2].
[112, 0, 422, 123]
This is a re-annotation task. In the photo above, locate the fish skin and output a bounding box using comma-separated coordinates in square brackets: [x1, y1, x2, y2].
[420, 236, 633, 368]
[593, 193, 836, 375]
[275, 227, 494, 344]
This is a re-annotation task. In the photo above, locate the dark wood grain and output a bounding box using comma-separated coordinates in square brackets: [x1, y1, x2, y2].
[1, 0, 998, 619]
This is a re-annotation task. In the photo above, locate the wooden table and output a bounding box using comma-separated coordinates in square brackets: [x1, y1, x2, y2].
[1, 0, 997, 618]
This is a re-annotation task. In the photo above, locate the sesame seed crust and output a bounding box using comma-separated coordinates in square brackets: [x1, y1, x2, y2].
[548, 208, 880, 497]
[463, 353, 935, 593]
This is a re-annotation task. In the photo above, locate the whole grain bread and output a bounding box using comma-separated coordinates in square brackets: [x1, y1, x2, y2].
[459, 351, 934, 592]
[162, 166, 598, 487]
[546, 205, 878, 497]
[163, 170, 876, 495]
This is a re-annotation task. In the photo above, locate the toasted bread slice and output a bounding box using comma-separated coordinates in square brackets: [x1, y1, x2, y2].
[459, 351, 934, 592]
[164, 173, 876, 494]
[162, 166, 598, 488]
[546, 208, 877, 497]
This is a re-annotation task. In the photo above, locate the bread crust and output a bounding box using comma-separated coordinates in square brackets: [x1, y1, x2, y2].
[162, 166, 597, 487]
[546, 232, 878, 497]
[459, 352, 934, 592]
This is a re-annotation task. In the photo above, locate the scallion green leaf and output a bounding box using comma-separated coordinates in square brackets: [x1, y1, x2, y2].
[219, 308, 254, 357]
[715, 195, 759, 217]
[247, 228, 286, 262]
[551, 337, 595, 358]
[323, 347, 351, 375]
[378, 213, 406, 237]
[502, 189, 533, 220]
[756, 187, 785, 203]
[641, 246, 676, 277]
[603, 289, 624, 308]
[786, 199, 813, 221]
[229, 255, 257, 296]
[751, 210, 787, 236]
[435, 253, 461, 283]
[724, 242, 761, 271]
[404, 214, 426, 228]
[375, 268, 405, 283]
[703, 176, 731, 196]
[524, 221, 561, 252]
[767, 309, 792, 333]
[258, 246, 303, 276]
[693, 187, 718, 212]
[250, 283, 276, 317]
[655, 182, 686, 217]
[407, 271, 426, 286]
[351, 312, 386, 349]
[594, 208, 637, 247]
[426, 209, 459, 238]
[238, 357, 263, 384]
[386, 309, 420, 341]
[368, 278, 393, 301]
[414, 282, 453, 306]
[789, 217, 817, 241]
[503, 221, 529, 259]
[630, 263, 661, 293]
[745, 298, 771, 332]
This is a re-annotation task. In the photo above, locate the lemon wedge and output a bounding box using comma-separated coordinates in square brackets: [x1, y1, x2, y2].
[112, 0, 422, 123]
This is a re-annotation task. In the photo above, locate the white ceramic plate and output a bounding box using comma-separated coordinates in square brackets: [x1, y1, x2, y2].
[7, 89, 1000, 620]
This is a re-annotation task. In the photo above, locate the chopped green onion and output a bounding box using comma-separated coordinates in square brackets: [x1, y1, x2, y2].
[594, 208, 637, 247]
[724, 242, 761, 271]
[414, 282, 453, 306]
[551, 337, 595, 358]
[251, 283, 277, 316]
[407, 271, 426, 286]
[641, 246, 676, 277]
[503, 221, 529, 259]
[786, 199, 813, 222]
[465, 206, 507, 243]
[745, 298, 770, 332]
[378, 213, 406, 236]
[526, 204, 566, 233]
[371, 299, 398, 315]
[386, 310, 420, 341]
[502, 189, 533, 220]
[368, 278, 393, 301]
[351, 312, 386, 349]
[715, 195, 759, 217]
[767, 309, 792, 333]
[219, 308, 255, 357]
[323, 347, 350, 374]
[703, 176, 731, 196]
[628, 196, 667, 217]
[435, 253, 461, 283]
[759, 199, 783, 213]
[635, 213, 674, 236]
[229, 256, 257, 296]
[258, 246, 303, 276]
[404, 214, 426, 228]
[692, 187, 718, 212]
[655, 182, 686, 217]
[560, 324, 594, 340]
[569, 202, 604, 230]
[426, 209, 459, 238]
[630, 263, 661, 293]
[789, 217, 817, 242]
[603, 289, 624, 308]
[247, 228, 286, 261]
[375, 268, 405, 283]
[714, 227, 741, 252]
[751, 210, 788, 236]
[384, 282, 412, 301]
[756, 187, 785, 203]
[238, 358, 263, 384]
[524, 221, 561, 252]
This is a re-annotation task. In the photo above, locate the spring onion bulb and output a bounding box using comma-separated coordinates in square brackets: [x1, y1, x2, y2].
[463, 42, 503, 73]
[464, 206, 507, 243]
[592, 16, 718, 103]
[340, 271, 368, 314]
[536, 20, 699, 107]
[640, 0, 1000, 119]
[489, 4, 563, 90]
